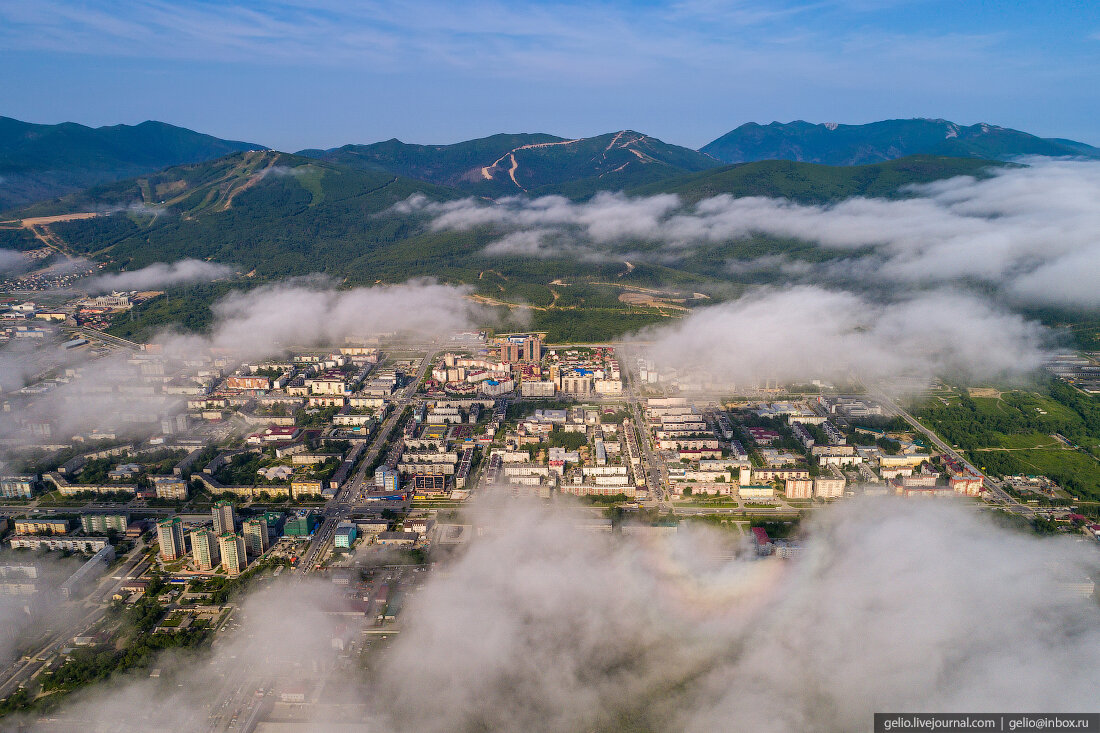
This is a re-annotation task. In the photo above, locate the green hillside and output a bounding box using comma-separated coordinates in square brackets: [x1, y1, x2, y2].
[701, 118, 1100, 165]
[299, 133, 564, 185]
[11, 150, 464, 278]
[3, 152, 1025, 343]
[302, 130, 721, 197]
[630, 155, 1006, 204]
[0, 117, 259, 211]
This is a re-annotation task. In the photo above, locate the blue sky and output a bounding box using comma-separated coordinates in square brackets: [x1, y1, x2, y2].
[1, 0, 1098, 151]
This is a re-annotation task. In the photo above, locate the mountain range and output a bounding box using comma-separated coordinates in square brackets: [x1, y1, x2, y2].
[299, 130, 721, 198]
[0, 149, 996, 342]
[0, 117, 258, 211]
[700, 118, 1100, 166]
[3, 116, 1097, 212]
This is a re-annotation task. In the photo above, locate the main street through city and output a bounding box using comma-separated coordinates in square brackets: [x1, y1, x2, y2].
[294, 348, 436, 578]
[622, 358, 668, 507]
[202, 349, 438, 731]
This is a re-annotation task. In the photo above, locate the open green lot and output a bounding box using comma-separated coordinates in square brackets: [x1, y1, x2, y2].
[913, 381, 1100, 501]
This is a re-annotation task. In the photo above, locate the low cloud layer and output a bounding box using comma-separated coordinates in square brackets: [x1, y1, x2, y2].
[374, 497, 1100, 732]
[161, 278, 483, 360]
[82, 259, 233, 293]
[637, 285, 1053, 390]
[0, 248, 26, 273]
[22, 578, 357, 731]
[0, 553, 88, 670]
[0, 348, 183, 445]
[25, 497, 1100, 732]
[401, 158, 1100, 309]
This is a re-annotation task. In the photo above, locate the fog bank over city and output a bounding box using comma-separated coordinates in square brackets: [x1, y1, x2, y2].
[155, 278, 484, 361]
[634, 285, 1055, 393]
[24, 496, 1100, 732]
[374, 496, 1100, 732]
[0, 279, 481, 449]
[19, 578, 364, 731]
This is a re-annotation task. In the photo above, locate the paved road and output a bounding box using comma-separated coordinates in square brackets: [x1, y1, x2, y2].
[622, 365, 668, 506]
[295, 349, 436, 578]
[872, 391, 1032, 515]
[204, 349, 437, 731]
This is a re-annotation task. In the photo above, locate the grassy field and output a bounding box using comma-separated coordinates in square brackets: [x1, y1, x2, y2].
[973, 450, 1100, 495]
[987, 432, 1063, 449]
[913, 382, 1100, 501]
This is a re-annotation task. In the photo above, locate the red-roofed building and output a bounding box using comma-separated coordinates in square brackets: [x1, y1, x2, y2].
[751, 527, 773, 555]
[246, 426, 302, 445]
[747, 427, 781, 445]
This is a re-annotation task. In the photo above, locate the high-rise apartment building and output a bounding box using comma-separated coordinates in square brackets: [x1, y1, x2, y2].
[212, 500, 235, 535]
[191, 529, 220, 571]
[524, 335, 542, 363]
[242, 518, 268, 556]
[218, 532, 247, 576]
[500, 335, 543, 364]
[157, 517, 186, 561]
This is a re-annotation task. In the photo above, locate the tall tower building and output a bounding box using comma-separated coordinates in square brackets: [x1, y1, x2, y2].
[524, 335, 542, 363]
[157, 517, 186, 561]
[500, 341, 522, 364]
[218, 532, 247, 576]
[212, 500, 235, 535]
[242, 518, 268, 556]
[190, 529, 220, 571]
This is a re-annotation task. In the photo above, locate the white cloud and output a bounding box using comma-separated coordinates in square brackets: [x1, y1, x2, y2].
[82, 259, 233, 292]
[0, 279, 482, 448]
[414, 159, 1100, 309]
[28, 496, 1100, 731]
[637, 285, 1052, 390]
[374, 496, 1100, 732]
[186, 278, 483, 360]
[406, 191, 682, 243]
